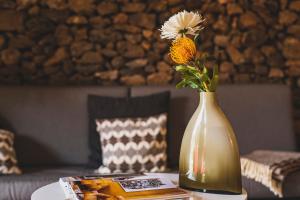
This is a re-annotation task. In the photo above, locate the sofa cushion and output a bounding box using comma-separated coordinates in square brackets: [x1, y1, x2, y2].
[0, 166, 94, 200]
[0, 129, 21, 174]
[88, 91, 170, 167]
[95, 113, 168, 174]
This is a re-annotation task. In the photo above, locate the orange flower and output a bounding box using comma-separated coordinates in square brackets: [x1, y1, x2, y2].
[170, 37, 196, 64]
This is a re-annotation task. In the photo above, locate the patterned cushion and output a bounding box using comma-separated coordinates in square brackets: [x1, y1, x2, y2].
[95, 113, 168, 174]
[0, 129, 21, 174]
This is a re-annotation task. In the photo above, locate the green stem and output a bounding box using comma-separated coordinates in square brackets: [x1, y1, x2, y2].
[202, 81, 209, 92]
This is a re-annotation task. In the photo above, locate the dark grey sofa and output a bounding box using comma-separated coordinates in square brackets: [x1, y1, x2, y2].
[0, 84, 299, 200]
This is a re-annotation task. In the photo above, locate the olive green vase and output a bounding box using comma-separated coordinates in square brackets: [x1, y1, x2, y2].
[179, 92, 242, 194]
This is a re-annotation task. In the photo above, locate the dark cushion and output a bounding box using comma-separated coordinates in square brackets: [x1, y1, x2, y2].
[0, 86, 128, 166]
[0, 166, 94, 200]
[88, 91, 170, 168]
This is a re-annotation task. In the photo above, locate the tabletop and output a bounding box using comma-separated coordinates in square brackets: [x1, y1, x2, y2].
[31, 173, 247, 200]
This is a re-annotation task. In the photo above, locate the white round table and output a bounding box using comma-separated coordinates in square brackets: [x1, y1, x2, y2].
[31, 173, 247, 200]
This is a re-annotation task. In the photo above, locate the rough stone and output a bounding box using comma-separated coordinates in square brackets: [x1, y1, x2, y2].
[142, 30, 153, 39]
[253, 6, 275, 26]
[25, 16, 55, 39]
[288, 67, 300, 76]
[1, 0, 16, 8]
[283, 37, 300, 59]
[55, 25, 72, 45]
[147, 72, 172, 85]
[0, 0, 297, 88]
[126, 59, 148, 69]
[0, 10, 23, 31]
[286, 60, 300, 68]
[234, 73, 251, 83]
[44, 0, 68, 10]
[42, 8, 69, 23]
[124, 45, 145, 58]
[255, 65, 268, 75]
[122, 3, 145, 13]
[278, 11, 297, 25]
[43, 65, 60, 75]
[269, 68, 284, 78]
[261, 45, 277, 58]
[213, 16, 228, 32]
[288, 25, 300, 38]
[22, 61, 36, 74]
[69, 0, 94, 13]
[243, 48, 265, 64]
[157, 61, 172, 73]
[89, 16, 110, 28]
[78, 51, 103, 64]
[70, 41, 93, 57]
[44, 47, 68, 66]
[89, 29, 111, 43]
[76, 64, 100, 75]
[95, 70, 118, 81]
[240, 12, 259, 29]
[74, 28, 87, 41]
[28, 6, 40, 15]
[1, 48, 20, 65]
[97, 2, 118, 15]
[141, 41, 151, 50]
[121, 74, 146, 85]
[114, 24, 141, 33]
[290, 0, 300, 12]
[227, 45, 245, 65]
[113, 13, 128, 24]
[9, 35, 33, 49]
[218, 0, 232, 4]
[101, 49, 118, 58]
[125, 34, 142, 44]
[0, 35, 5, 49]
[149, 1, 167, 12]
[227, 3, 243, 15]
[167, 0, 181, 6]
[214, 35, 229, 47]
[67, 16, 88, 24]
[111, 56, 125, 69]
[145, 65, 156, 73]
[129, 14, 156, 29]
[220, 62, 234, 73]
[242, 27, 267, 47]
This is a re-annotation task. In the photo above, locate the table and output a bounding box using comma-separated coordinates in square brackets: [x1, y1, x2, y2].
[31, 173, 247, 200]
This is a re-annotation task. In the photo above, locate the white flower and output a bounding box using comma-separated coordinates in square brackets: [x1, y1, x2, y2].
[160, 10, 205, 40]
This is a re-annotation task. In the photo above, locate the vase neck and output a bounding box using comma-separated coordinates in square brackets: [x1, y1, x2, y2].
[198, 92, 218, 108]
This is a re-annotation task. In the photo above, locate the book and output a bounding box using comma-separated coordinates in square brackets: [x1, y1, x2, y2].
[59, 173, 189, 200]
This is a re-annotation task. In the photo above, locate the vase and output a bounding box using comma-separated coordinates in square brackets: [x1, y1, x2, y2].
[179, 92, 242, 194]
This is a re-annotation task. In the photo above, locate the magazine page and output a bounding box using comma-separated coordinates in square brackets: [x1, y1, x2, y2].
[60, 174, 189, 200]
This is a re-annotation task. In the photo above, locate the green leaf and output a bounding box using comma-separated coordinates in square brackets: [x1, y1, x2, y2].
[176, 80, 187, 89]
[175, 65, 187, 72]
[209, 65, 219, 92]
[194, 34, 200, 45]
[176, 65, 198, 73]
[186, 80, 199, 89]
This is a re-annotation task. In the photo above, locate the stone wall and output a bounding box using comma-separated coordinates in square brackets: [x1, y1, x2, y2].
[0, 0, 300, 135]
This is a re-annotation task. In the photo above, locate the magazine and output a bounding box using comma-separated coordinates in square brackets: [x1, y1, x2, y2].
[59, 174, 189, 200]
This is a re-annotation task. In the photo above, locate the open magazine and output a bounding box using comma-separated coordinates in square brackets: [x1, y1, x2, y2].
[59, 173, 189, 200]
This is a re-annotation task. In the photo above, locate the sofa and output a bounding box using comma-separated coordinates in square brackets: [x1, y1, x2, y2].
[0, 84, 299, 200]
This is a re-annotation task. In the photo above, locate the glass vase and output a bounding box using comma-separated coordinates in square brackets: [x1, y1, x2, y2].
[179, 92, 242, 194]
